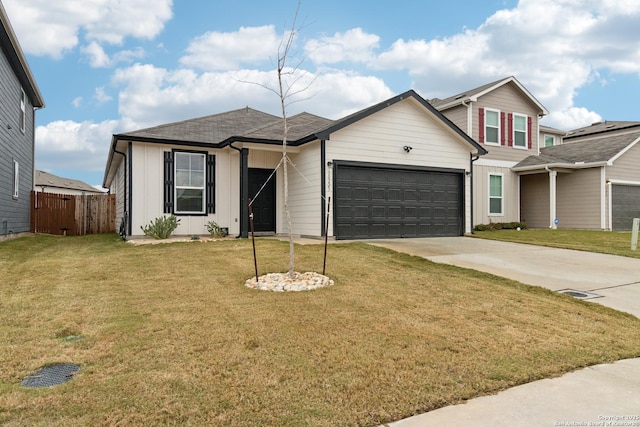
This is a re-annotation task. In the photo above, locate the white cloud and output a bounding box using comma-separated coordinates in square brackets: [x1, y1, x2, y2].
[94, 87, 112, 105]
[2, 0, 172, 58]
[306, 28, 380, 65]
[35, 119, 121, 173]
[373, 0, 640, 129]
[180, 26, 282, 71]
[72, 97, 83, 108]
[543, 108, 602, 131]
[110, 63, 393, 128]
[82, 42, 111, 68]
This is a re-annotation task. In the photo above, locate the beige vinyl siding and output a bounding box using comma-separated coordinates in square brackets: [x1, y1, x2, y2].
[472, 82, 540, 162]
[287, 141, 322, 236]
[440, 104, 469, 134]
[325, 98, 473, 234]
[607, 142, 640, 182]
[556, 168, 603, 229]
[474, 165, 519, 225]
[520, 173, 550, 228]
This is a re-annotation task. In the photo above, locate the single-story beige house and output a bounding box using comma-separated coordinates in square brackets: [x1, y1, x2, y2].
[103, 90, 487, 239]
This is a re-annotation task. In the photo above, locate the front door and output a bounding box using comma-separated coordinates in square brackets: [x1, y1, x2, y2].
[248, 168, 276, 233]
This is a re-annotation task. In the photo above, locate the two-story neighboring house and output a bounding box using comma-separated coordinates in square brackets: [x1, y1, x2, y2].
[515, 121, 640, 231]
[430, 76, 548, 227]
[0, 2, 45, 240]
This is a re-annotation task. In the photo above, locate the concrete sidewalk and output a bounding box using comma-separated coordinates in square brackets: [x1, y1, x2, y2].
[365, 237, 640, 427]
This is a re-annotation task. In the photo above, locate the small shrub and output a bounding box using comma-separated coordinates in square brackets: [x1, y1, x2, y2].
[474, 221, 527, 232]
[206, 220, 227, 238]
[141, 215, 180, 239]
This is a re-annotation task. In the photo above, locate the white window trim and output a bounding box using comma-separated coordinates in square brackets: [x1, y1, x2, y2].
[544, 134, 556, 147]
[13, 159, 19, 198]
[484, 108, 501, 146]
[174, 151, 206, 214]
[488, 173, 504, 216]
[512, 113, 528, 149]
[20, 88, 26, 133]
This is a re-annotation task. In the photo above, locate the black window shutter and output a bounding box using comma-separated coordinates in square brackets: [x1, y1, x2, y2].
[206, 154, 215, 214]
[163, 151, 174, 213]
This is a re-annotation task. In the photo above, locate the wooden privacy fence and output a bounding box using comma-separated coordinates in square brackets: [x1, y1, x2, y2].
[31, 191, 116, 236]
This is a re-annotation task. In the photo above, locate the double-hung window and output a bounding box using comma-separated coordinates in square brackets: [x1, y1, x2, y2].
[13, 160, 19, 198]
[544, 135, 555, 147]
[489, 174, 503, 215]
[20, 88, 26, 133]
[513, 114, 527, 148]
[175, 152, 206, 214]
[485, 109, 500, 144]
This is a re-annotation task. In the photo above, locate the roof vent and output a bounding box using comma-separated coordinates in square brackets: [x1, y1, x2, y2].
[454, 94, 466, 100]
[591, 121, 602, 126]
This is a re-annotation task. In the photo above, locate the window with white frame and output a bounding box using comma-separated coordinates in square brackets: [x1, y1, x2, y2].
[485, 109, 500, 144]
[13, 160, 19, 198]
[544, 134, 555, 147]
[174, 152, 206, 214]
[20, 88, 26, 133]
[513, 114, 527, 148]
[489, 174, 503, 215]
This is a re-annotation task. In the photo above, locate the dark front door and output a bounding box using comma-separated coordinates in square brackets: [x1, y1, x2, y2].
[248, 168, 276, 233]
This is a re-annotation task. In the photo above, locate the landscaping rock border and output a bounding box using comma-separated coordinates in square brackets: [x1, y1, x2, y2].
[245, 271, 334, 292]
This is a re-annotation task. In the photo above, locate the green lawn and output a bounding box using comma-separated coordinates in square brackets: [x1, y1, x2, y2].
[1, 234, 639, 426]
[472, 229, 640, 258]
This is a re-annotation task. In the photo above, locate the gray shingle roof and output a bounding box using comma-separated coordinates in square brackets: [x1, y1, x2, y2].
[514, 131, 640, 169]
[117, 108, 282, 144]
[565, 121, 640, 139]
[35, 170, 104, 193]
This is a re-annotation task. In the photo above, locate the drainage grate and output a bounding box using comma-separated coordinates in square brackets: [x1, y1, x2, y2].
[21, 363, 80, 388]
[557, 289, 602, 300]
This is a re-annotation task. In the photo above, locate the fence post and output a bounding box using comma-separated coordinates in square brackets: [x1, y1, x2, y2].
[632, 218, 639, 251]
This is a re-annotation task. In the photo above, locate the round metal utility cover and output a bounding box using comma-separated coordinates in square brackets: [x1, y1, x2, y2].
[21, 363, 80, 388]
[563, 291, 589, 298]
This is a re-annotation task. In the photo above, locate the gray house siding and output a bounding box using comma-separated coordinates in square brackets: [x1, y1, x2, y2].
[520, 173, 550, 228]
[556, 168, 603, 229]
[0, 47, 36, 236]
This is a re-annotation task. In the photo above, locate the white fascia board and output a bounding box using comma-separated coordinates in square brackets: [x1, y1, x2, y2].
[607, 179, 640, 186]
[512, 161, 608, 172]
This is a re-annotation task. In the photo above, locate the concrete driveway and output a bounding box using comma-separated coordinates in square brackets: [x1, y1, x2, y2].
[368, 236, 640, 318]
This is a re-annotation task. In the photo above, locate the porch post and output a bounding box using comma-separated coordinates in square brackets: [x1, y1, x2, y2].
[239, 148, 249, 238]
[549, 169, 557, 229]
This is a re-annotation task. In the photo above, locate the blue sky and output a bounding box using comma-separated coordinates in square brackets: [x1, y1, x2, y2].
[4, 0, 640, 188]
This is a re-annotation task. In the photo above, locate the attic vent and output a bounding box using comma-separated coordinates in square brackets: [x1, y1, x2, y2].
[606, 124, 615, 129]
[454, 94, 466, 100]
[591, 121, 602, 126]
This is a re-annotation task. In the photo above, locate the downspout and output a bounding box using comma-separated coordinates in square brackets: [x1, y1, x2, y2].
[470, 153, 480, 234]
[229, 141, 249, 238]
[320, 139, 326, 236]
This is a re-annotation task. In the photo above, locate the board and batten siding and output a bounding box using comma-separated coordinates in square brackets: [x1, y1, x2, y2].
[286, 141, 322, 237]
[556, 168, 603, 229]
[324, 98, 473, 235]
[520, 173, 550, 228]
[0, 49, 36, 236]
[473, 165, 519, 225]
[129, 143, 237, 237]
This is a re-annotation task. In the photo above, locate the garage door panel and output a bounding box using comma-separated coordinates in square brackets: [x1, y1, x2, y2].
[335, 165, 463, 239]
[612, 185, 640, 231]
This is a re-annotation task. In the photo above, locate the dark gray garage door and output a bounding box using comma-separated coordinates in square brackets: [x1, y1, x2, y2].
[334, 163, 463, 239]
[612, 185, 640, 231]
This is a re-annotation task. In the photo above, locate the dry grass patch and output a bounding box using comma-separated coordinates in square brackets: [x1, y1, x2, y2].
[1, 234, 639, 426]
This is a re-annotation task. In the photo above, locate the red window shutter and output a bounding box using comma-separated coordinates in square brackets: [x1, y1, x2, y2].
[527, 116, 532, 149]
[507, 113, 513, 147]
[500, 112, 506, 145]
[478, 107, 485, 143]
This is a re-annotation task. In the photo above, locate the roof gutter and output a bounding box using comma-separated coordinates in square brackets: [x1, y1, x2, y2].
[512, 161, 609, 173]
